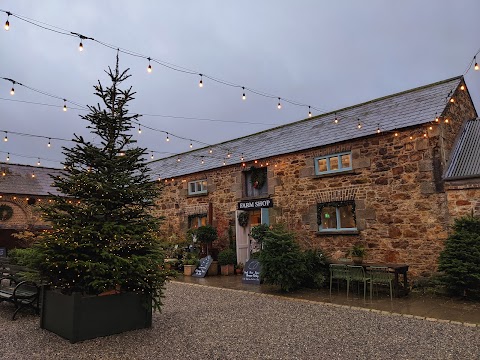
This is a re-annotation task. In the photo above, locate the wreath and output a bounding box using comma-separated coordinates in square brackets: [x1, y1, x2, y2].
[237, 212, 249, 227]
[0, 204, 13, 221]
[250, 166, 266, 189]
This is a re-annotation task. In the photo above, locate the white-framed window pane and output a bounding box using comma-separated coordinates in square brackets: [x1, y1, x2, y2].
[339, 205, 355, 228]
[188, 179, 207, 195]
[321, 206, 337, 229]
[329, 156, 339, 171]
[341, 154, 350, 169]
[317, 158, 327, 172]
[189, 183, 196, 193]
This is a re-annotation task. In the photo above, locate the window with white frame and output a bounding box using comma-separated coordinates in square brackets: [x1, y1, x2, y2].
[317, 201, 356, 232]
[314, 152, 352, 175]
[188, 213, 207, 229]
[188, 179, 208, 195]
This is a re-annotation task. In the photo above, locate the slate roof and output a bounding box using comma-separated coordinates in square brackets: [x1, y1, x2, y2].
[150, 76, 462, 179]
[444, 118, 480, 180]
[0, 163, 64, 196]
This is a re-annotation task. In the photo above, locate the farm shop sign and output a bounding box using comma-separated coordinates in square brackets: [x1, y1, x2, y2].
[237, 198, 273, 210]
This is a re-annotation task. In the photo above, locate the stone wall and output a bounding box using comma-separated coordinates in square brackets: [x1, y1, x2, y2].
[153, 81, 477, 276]
[445, 180, 480, 219]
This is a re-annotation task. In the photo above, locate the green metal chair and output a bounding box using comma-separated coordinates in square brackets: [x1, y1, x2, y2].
[329, 264, 348, 296]
[368, 266, 394, 300]
[346, 265, 371, 300]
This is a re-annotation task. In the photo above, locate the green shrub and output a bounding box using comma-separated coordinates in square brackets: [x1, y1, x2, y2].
[218, 248, 236, 266]
[438, 214, 480, 297]
[259, 225, 306, 292]
[302, 249, 329, 289]
[249, 224, 270, 245]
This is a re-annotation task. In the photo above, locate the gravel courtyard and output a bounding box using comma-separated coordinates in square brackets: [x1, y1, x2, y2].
[0, 282, 479, 360]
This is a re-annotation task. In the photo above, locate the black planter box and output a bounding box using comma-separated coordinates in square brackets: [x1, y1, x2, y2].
[40, 288, 152, 343]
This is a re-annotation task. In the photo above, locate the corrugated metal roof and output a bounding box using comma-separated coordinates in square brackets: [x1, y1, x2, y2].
[150, 76, 462, 179]
[444, 118, 480, 180]
[0, 163, 64, 196]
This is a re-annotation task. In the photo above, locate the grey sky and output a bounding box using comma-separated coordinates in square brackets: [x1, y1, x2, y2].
[1, 1, 479, 169]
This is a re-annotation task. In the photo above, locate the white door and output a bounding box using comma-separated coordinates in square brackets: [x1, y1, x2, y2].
[235, 210, 250, 265]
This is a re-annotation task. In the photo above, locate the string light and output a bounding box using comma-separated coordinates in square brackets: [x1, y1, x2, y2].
[444, 118, 449, 124]
[177, 157, 181, 162]
[227, 151, 231, 158]
[277, 98, 282, 109]
[475, 56, 479, 71]
[32, 172, 35, 178]
[63, 99, 67, 111]
[150, 153, 154, 160]
[308, 106, 312, 118]
[4, 132, 8, 142]
[198, 74, 203, 88]
[460, 85, 465, 91]
[394, 132, 398, 137]
[4, 12, 10, 31]
[223, 159, 226, 166]
[37, 158, 41, 166]
[147, 57, 152, 73]
[357, 119, 362, 129]
[189, 142, 193, 149]
[47, 138, 51, 147]
[10, 82, 15, 95]
[435, 113, 439, 122]
[429, 125, 433, 130]
[450, 97, 455, 103]
[242, 87, 246, 100]
[6, 153, 10, 161]
[166, 133, 170, 142]
[334, 113, 338, 124]
[138, 126, 142, 134]
[423, 132, 428, 138]
[201, 157, 204, 165]
[209, 148, 213, 154]
[79, 40, 83, 52]
[376, 124, 381, 134]
[240, 153, 244, 161]
[409, 136, 413, 140]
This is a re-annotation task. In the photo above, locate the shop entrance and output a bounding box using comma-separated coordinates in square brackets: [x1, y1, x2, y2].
[235, 208, 269, 265]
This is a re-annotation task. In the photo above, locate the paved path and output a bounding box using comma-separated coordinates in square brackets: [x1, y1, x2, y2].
[0, 282, 479, 359]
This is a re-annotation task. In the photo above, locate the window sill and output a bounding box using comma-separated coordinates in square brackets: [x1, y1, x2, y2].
[187, 192, 208, 198]
[312, 170, 356, 179]
[316, 230, 359, 236]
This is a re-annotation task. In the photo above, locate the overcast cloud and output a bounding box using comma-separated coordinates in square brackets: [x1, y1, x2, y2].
[1, 1, 479, 168]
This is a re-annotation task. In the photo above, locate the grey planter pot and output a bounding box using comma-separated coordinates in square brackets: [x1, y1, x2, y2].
[40, 288, 152, 343]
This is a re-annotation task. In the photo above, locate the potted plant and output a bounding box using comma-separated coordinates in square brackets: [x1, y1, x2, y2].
[218, 249, 236, 275]
[33, 58, 168, 343]
[182, 252, 199, 276]
[348, 244, 366, 264]
[196, 225, 218, 256]
[249, 223, 270, 250]
[235, 262, 244, 275]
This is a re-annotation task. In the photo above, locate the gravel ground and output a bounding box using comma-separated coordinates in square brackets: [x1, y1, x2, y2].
[0, 282, 479, 360]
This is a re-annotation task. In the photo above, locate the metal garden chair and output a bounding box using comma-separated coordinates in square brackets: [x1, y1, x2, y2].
[346, 265, 371, 300]
[368, 266, 394, 300]
[329, 264, 348, 296]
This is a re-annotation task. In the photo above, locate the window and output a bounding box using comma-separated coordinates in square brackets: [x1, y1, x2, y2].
[314, 152, 352, 175]
[317, 201, 356, 232]
[188, 214, 207, 229]
[244, 167, 268, 197]
[188, 179, 208, 195]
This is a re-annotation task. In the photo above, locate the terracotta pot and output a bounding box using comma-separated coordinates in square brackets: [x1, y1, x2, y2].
[183, 264, 196, 276]
[235, 268, 243, 275]
[352, 256, 363, 265]
[220, 264, 234, 276]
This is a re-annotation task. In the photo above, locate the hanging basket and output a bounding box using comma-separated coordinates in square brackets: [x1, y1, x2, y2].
[0, 204, 13, 221]
[237, 212, 249, 227]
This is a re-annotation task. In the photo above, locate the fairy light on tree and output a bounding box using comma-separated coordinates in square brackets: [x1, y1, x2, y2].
[34, 55, 167, 311]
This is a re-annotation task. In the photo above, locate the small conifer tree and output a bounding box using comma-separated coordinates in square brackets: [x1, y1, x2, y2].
[259, 225, 306, 292]
[438, 214, 480, 297]
[36, 57, 167, 310]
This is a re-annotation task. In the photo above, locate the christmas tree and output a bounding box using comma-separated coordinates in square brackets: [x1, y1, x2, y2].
[36, 56, 167, 310]
[438, 214, 480, 297]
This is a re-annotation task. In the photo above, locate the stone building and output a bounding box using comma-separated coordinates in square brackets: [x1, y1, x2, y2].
[444, 117, 480, 218]
[150, 76, 478, 276]
[0, 163, 62, 252]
